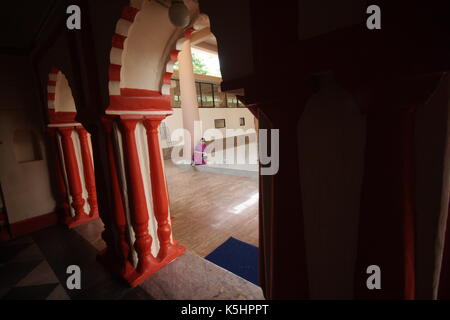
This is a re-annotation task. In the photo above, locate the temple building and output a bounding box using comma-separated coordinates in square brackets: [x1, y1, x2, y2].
[1, 0, 450, 300]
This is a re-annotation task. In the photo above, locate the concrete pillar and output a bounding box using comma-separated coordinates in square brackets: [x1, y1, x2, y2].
[178, 38, 201, 159]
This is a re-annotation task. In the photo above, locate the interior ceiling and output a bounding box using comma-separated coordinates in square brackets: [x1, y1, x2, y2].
[0, 1, 59, 53]
[203, 35, 217, 46]
[193, 34, 218, 54]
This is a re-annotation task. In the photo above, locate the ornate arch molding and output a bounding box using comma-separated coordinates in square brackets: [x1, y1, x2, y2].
[46, 67, 80, 126]
[107, 0, 194, 114]
[46, 69, 99, 228]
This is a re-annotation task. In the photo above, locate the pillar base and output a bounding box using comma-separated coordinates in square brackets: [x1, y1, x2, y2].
[63, 213, 99, 229]
[97, 248, 135, 283]
[97, 241, 186, 287]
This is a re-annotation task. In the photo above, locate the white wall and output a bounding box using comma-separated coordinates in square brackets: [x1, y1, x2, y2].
[122, 0, 177, 91]
[0, 109, 56, 223]
[0, 55, 56, 224]
[54, 71, 76, 112]
[161, 107, 255, 147]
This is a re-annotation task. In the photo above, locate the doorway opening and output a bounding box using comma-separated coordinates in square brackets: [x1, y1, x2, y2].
[162, 19, 260, 286]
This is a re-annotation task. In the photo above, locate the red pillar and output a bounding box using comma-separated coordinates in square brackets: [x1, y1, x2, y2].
[102, 117, 134, 278]
[76, 127, 99, 217]
[143, 116, 176, 260]
[58, 126, 87, 221]
[119, 117, 158, 282]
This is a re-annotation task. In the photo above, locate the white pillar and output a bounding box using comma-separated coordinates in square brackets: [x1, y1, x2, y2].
[178, 38, 201, 158]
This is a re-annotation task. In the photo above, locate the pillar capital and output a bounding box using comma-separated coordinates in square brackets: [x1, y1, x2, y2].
[75, 126, 88, 137]
[57, 126, 75, 136]
[119, 117, 141, 132]
[142, 116, 165, 132]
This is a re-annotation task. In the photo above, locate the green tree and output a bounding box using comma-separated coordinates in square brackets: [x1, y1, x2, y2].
[191, 52, 208, 75]
[173, 52, 209, 75]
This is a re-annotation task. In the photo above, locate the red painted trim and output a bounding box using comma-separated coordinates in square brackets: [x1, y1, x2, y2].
[47, 93, 55, 101]
[107, 8, 192, 101]
[109, 95, 171, 110]
[184, 27, 195, 39]
[112, 33, 127, 49]
[48, 80, 57, 86]
[109, 64, 122, 81]
[170, 50, 180, 61]
[121, 88, 162, 97]
[48, 110, 77, 124]
[163, 72, 172, 85]
[121, 6, 140, 22]
[10, 212, 58, 237]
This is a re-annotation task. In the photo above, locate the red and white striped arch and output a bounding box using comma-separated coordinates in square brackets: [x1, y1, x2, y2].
[107, 0, 194, 114]
[47, 67, 58, 110]
[46, 68, 79, 126]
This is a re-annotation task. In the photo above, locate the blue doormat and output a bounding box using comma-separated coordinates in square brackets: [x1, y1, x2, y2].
[205, 237, 259, 286]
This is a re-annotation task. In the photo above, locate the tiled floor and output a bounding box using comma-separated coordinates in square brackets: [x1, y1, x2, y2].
[0, 165, 262, 300]
[0, 236, 66, 300]
[0, 226, 151, 300]
[0, 223, 263, 300]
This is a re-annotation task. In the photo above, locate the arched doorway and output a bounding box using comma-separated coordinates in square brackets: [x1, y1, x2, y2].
[100, 0, 260, 290]
[46, 68, 99, 228]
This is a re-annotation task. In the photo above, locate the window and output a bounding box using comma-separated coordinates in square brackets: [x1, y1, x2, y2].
[196, 82, 202, 106]
[214, 119, 226, 128]
[200, 83, 214, 107]
[227, 94, 238, 108]
[172, 79, 246, 108]
[213, 84, 226, 107]
[240, 117, 245, 126]
[171, 79, 181, 107]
